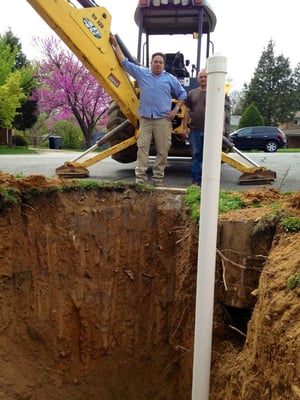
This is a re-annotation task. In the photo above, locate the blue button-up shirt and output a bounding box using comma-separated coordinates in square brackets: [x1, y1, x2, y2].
[123, 58, 187, 119]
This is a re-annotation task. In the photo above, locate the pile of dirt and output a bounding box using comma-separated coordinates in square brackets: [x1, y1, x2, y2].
[0, 173, 299, 399]
[0, 173, 75, 191]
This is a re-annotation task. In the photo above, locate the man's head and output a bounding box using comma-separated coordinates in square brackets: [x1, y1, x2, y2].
[197, 69, 207, 89]
[150, 52, 166, 76]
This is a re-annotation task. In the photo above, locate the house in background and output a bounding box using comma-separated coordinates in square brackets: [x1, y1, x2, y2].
[230, 115, 241, 131]
[280, 111, 300, 148]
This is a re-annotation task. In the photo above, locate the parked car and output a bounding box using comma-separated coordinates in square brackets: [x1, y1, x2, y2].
[229, 126, 287, 152]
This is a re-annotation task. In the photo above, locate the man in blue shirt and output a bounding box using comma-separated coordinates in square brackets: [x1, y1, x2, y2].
[110, 35, 187, 186]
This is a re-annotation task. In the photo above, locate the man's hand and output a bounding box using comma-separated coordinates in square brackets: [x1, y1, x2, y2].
[166, 108, 178, 121]
[109, 33, 118, 47]
[182, 129, 189, 139]
[109, 34, 126, 63]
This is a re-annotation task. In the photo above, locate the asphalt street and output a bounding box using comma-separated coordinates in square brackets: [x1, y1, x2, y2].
[0, 149, 299, 192]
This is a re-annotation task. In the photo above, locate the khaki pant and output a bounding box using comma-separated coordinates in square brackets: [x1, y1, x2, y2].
[135, 117, 172, 184]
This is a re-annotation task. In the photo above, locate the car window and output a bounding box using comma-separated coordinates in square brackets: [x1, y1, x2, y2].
[253, 128, 263, 134]
[254, 128, 270, 134]
[237, 128, 252, 137]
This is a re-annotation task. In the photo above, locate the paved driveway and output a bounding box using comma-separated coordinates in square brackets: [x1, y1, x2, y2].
[0, 150, 299, 191]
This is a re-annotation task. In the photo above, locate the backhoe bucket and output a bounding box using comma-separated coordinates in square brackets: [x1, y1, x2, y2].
[222, 136, 277, 185]
[55, 162, 89, 178]
[238, 168, 277, 185]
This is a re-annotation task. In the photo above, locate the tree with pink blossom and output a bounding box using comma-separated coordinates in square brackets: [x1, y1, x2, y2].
[33, 37, 111, 148]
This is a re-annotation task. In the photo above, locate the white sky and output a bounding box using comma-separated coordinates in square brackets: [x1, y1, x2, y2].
[1, 0, 299, 91]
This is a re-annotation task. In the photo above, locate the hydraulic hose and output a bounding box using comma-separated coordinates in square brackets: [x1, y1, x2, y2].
[76, 0, 98, 8]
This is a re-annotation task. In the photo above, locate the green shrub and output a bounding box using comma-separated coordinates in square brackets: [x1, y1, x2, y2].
[239, 103, 264, 129]
[12, 134, 29, 147]
[52, 120, 83, 149]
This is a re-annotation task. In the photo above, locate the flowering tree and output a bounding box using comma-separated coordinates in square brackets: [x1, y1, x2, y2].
[34, 37, 111, 147]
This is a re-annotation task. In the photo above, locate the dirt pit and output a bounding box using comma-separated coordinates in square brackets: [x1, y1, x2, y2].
[0, 173, 299, 400]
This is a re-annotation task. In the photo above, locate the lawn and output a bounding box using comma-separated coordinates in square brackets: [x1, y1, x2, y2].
[0, 146, 38, 155]
[278, 148, 300, 153]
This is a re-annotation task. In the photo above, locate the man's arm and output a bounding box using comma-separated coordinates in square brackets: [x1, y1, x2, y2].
[182, 106, 191, 138]
[175, 99, 185, 110]
[109, 34, 126, 64]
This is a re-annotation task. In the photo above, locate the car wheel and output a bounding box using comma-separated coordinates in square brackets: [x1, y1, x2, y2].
[264, 140, 278, 152]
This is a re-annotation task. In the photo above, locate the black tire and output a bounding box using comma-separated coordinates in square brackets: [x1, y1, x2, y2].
[264, 140, 278, 153]
[107, 101, 137, 163]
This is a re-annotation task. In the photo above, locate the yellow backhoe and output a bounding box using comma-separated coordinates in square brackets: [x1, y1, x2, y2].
[26, 0, 276, 184]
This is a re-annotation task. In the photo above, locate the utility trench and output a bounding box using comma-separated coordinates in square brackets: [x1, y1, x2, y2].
[0, 176, 299, 400]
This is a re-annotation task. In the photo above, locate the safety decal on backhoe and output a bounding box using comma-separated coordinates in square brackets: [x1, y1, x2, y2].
[108, 74, 121, 88]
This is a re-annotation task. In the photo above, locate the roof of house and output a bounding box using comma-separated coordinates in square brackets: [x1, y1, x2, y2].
[284, 128, 300, 136]
[294, 111, 300, 119]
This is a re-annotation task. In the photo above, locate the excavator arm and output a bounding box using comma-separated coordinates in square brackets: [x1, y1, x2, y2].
[26, 0, 142, 177]
[27, 0, 139, 129]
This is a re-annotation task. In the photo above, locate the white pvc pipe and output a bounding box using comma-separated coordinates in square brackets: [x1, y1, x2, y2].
[191, 54, 227, 400]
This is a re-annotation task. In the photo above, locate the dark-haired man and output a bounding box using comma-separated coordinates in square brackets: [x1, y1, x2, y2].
[110, 35, 187, 186]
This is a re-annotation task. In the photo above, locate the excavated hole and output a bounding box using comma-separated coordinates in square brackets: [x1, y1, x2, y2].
[0, 186, 277, 400]
[224, 305, 252, 338]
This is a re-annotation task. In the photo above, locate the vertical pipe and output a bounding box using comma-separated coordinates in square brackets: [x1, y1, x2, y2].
[191, 54, 227, 400]
[146, 34, 149, 67]
[196, 8, 203, 72]
[137, 10, 144, 63]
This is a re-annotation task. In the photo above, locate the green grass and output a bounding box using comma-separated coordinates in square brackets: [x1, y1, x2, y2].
[281, 216, 300, 233]
[184, 186, 245, 222]
[0, 146, 37, 155]
[0, 145, 105, 154]
[286, 272, 300, 291]
[230, 148, 300, 153]
[278, 148, 300, 153]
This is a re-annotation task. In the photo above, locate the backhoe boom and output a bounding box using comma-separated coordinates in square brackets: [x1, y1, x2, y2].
[27, 0, 139, 129]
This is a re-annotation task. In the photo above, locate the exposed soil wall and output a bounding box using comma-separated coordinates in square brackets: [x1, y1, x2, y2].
[0, 174, 299, 399]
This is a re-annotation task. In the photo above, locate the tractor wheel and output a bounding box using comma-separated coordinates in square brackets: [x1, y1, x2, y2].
[107, 101, 137, 163]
